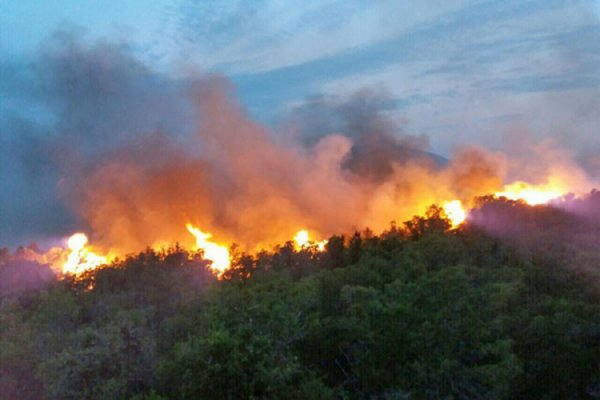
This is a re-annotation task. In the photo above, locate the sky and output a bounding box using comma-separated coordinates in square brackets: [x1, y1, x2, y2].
[1, 0, 600, 246]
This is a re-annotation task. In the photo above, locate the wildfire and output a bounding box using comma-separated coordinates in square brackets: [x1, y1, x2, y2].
[54, 181, 568, 278]
[437, 181, 570, 228]
[294, 229, 328, 251]
[13, 180, 575, 281]
[293, 230, 310, 247]
[495, 181, 566, 205]
[186, 224, 231, 275]
[63, 233, 107, 275]
[442, 200, 467, 227]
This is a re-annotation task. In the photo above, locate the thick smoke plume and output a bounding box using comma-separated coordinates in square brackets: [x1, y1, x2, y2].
[66, 75, 505, 254]
[1, 32, 595, 255]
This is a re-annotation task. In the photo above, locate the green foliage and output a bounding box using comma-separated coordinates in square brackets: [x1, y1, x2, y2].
[159, 272, 331, 399]
[1, 206, 599, 399]
[0, 298, 45, 399]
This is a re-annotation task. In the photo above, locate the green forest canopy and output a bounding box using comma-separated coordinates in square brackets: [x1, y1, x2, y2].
[1, 197, 599, 399]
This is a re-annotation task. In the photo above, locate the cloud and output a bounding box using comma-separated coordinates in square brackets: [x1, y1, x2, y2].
[1, 33, 508, 253]
[172, 0, 478, 73]
[309, 1, 600, 155]
[2, 0, 599, 249]
[0, 30, 199, 247]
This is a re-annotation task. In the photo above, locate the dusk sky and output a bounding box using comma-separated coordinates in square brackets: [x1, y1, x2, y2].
[1, 0, 600, 246]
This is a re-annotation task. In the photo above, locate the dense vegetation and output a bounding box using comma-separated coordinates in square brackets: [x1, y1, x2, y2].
[1, 199, 599, 400]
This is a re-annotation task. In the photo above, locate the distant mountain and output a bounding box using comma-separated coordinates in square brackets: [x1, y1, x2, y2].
[343, 132, 448, 181]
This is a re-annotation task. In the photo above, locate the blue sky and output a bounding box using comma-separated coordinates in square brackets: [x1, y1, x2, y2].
[2, 0, 599, 154]
[1, 0, 599, 246]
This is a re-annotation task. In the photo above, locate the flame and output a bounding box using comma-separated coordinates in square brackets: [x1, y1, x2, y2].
[495, 181, 566, 205]
[186, 224, 230, 275]
[294, 229, 328, 251]
[316, 240, 328, 251]
[443, 200, 467, 227]
[63, 233, 107, 275]
[294, 230, 310, 248]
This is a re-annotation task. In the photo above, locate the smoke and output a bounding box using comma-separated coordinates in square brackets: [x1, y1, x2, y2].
[468, 193, 600, 285]
[285, 90, 439, 181]
[0, 258, 56, 297]
[1, 31, 595, 255]
[56, 54, 505, 254]
[500, 130, 593, 191]
[1, 30, 197, 247]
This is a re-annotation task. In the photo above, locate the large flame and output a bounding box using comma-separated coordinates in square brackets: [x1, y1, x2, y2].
[186, 224, 231, 275]
[18, 171, 579, 280]
[439, 180, 570, 229]
[294, 229, 328, 251]
[11, 69, 593, 280]
[293, 230, 310, 248]
[56, 182, 573, 278]
[62, 233, 108, 275]
[18, 178, 577, 280]
[495, 181, 566, 205]
[32, 177, 574, 279]
[443, 200, 467, 227]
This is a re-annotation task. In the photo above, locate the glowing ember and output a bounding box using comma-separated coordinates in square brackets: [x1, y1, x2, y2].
[186, 224, 230, 275]
[63, 233, 107, 275]
[443, 200, 467, 227]
[496, 181, 565, 205]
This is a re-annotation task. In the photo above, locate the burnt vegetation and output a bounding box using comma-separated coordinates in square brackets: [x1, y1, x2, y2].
[1, 197, 600, 400]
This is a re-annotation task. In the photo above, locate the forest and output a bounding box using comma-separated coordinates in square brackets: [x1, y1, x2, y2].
[1, 196, 600, 400]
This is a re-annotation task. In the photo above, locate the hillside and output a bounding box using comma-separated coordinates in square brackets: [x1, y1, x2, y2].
[1, 199, 599, 400]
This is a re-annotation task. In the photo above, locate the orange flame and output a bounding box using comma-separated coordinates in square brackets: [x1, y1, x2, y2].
[293, 229, 328, 251]
[495, 181, 566, 205]
[442, 200, 467, 227]
[51, 178, 574, 278]
[62, 233, 107, 275]
[186, 224, 230, 275]
[293, 230, 310, 248]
